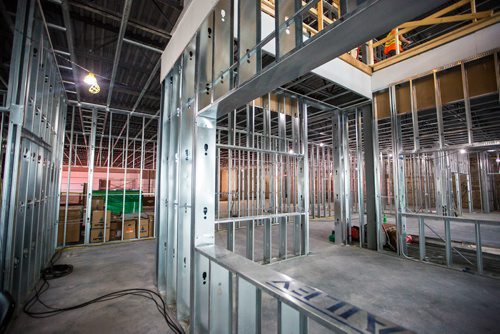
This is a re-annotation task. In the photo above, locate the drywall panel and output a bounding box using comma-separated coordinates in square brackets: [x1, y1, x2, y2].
[372, 23, 500, 91]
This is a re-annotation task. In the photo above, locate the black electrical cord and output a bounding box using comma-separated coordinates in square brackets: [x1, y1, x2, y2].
[23, 250, 184, 334]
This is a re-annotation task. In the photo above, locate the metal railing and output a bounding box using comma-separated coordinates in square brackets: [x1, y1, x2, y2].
[401, 212, 499, 274]
[216, 213, 307, 263]
[194, 245, 413, 334]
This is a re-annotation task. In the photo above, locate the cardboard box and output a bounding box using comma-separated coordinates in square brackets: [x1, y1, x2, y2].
[57, 222, 81, 244]
[110, 229, 122, 240]
[91, 210, 111, 228]
[91, 197, 105, 210]
[148, 214, 154, 237]
[90, 227, 110, 243]
[138, 218, 149, 238]
[109, 220, 122, 241]
[123, 219, 137, 240]
[59, 207, 82, 222]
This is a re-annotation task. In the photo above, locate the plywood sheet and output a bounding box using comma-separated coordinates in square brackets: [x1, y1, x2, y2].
[396, 83, 411, 115]
[415, 75, 436, 111]
[438, 66, 463, 104]
[375, 90, 390, 119]
[466, 55, 497, 98]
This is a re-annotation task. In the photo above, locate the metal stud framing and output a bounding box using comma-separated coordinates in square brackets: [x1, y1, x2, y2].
[0, 0, 67, 305]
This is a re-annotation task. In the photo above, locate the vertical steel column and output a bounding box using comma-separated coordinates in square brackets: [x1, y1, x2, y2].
[84, 109, 97, 244]
[177, 43, 195, 321]
[191, 115, 217, 333]
[332, 110, 345, 245]
[246, 103, 255, 260]
[365, 102, 380, 250]
[355, 108, 365, 247]
[310, 144, 315, 219]
[475, 222, 483, 274]
[137, 117, 145, 239]
[51, 96, 66, 256]
[343, 112, 351, 243]
[0, 0, 34, 291]
[433, 72, 445, 150]
[322, 145, 327, 217]
[418, 216, 425, 261]
[227, 110, 236, 251]
[278, 104, 287, 259]
[327, 148, 332, 217]
[120, 115, 130, 240]
[316, 145, 321, 218]
[63, 107, 75, 246]
[444, 217, 452, 267]
[495, 52, 500, 103]
[389, 85, 407, 255]
[461, 63, 473, 144]
[263, 96, 272, 263]
[466, 173, 473, 213]
[455, 172, 462, 216]
[104, 112, 112, 242]
[301, 103, 309, 255]
[479, 152, 491, 213]
[410, 80, 420, 151]
[156, 82, 168, 296]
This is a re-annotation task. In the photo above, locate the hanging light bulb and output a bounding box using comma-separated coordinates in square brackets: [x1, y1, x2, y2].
[89, 83, 100, 94]
[84, 72, 97, 85]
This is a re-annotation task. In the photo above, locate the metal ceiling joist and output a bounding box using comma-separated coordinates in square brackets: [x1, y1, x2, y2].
[70, 1, 171, 40]
[106, 57, 161, 155]
[61, 0, 81, 102]
[106, 0, 133, 108]
[132, 57, 161, 111]
[123, 38, 163, 54]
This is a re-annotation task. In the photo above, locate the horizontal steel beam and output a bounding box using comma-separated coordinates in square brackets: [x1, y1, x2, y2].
[66, 100, 159, 119]
[46, 22, 66, 31]
[200, 0, 448, 117]
[123, 38, 163, 53]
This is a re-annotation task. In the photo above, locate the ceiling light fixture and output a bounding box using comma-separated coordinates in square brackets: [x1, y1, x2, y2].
[459, 149, 467, 154]
[84, 72, 100, 94]
[84, 72, 97, 85]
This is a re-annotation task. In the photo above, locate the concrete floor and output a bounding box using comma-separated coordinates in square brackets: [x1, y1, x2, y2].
[272, 222, 500, 333]
[8, 240, 174, 334]
[217, 219, 500, 333]
[9, 220, 500, 333]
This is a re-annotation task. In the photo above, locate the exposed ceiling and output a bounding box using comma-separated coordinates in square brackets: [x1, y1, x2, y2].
[38, 0, 182, 115]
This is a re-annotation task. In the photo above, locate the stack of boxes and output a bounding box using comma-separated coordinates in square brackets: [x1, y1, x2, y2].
[58, 192, 155, 244]
[90, 210, 111, 243]
[57, 206, 82, 244]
